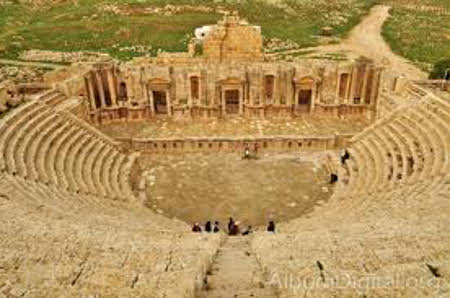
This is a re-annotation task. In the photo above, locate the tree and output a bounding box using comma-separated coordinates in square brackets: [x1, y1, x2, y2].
[429, 58, 450, 80]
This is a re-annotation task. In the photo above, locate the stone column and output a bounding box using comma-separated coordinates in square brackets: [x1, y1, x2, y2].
[222, 89, 226, 115]
[188, 78, 193, 109]
[107, 68, 117, 107]
[166, 90, 172, 116]
[335, 71, 341, 104]
[310, 83, 316, 113]
[149, 88, 155, 116]
[348, 67, 358, 104]
[360, 65, 370, 104]
[86, 74, 96, 110]
[239, 86, 244, 115]
[95, 72, 106, 108]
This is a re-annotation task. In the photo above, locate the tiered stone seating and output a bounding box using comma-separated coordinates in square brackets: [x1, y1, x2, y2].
[252, 84, 450, 296]
[0, 173, 222, 296]
[39, 89, 67, 107]
[0, 90, 137, 201]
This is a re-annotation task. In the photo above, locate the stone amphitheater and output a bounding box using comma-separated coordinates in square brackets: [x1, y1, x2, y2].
[1, 8, 449, 298]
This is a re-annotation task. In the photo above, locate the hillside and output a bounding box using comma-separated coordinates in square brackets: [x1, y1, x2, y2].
[0, 0, 376, 60]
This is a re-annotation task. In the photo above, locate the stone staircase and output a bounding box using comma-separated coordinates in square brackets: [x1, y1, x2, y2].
[198, 236, 277, 298]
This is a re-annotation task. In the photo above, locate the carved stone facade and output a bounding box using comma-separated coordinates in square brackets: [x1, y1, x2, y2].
[84, 59, 382, 124]
[83, 16, 383, 124]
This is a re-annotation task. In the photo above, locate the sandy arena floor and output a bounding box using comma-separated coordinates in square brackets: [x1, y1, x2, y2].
[140, 152, 334, 228]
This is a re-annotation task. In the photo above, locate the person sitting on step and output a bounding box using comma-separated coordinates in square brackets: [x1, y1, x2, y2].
[229, 221, 240, 236]
[341, 149, 350, 165]
[205, 221, 212, 233]
[213, 221, 220, 233]
[243, 145, 251, 159]
[192, 222, 202, 232]
[228, 217, 235, 233]
[242, 225, 253, 235]
[330, 173, 338, 184]
[267, 221, 276, 232]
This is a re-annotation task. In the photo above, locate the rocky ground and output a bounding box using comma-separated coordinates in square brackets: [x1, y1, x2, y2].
[0, 65, 46, 83]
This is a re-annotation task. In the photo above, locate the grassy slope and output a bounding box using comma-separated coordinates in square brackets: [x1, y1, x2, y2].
[381, 1, 450, 71]
[0, 0, 376, 61]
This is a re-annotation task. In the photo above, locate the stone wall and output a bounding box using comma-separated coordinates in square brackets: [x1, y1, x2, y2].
[83, 58, 382, 124]
[202, 14, 263, 62]
[116, 134, 353, 155]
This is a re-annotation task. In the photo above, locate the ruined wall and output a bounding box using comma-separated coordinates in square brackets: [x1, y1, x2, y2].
[202, 15, 262, 62]
[84, 59, 382, 124]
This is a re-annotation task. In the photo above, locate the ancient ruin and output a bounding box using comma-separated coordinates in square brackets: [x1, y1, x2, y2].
[83, 15, 382, 124]
[0, 8, 449, 297]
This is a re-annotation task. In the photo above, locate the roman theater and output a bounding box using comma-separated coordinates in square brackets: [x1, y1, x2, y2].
[0, 6, 449, 298]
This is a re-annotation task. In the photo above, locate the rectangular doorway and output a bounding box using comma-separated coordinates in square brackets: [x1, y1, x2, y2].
[225, 89, 239, 115]
[297, 89, 312, 113]
[153, 91, 167, 114]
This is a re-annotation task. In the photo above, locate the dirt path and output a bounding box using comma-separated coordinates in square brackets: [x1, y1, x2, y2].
[271, 5, 427, 80]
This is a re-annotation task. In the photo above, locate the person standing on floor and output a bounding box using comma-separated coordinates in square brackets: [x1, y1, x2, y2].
[205, 221, 212, 233]
[267, 221, 276, 232]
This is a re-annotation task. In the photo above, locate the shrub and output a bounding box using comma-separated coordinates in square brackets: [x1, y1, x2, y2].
[429, 58, 450, 80]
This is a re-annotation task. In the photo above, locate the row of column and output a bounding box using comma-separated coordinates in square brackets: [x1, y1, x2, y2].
[86, 68, 118, 110]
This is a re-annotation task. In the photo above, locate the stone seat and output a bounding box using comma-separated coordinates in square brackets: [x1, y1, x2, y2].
[37, 122, 70, 184]
[119, 153, 139, 199]
[100, 146, 116, 198]
[6, 108, 52, 176]
[111, 153, 126, 199]
[27, 117, 62, 182]
[18, 112, 58, 178]
[66, 134, 91, 193]
[46, 126, 79, 186]
[56, 128, 84, 190]
[92, 142, 110, 197]
[0, 103, 45, 172]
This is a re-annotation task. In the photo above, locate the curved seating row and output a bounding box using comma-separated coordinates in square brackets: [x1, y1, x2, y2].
[252, 84, 450, 296]
[0, 91, 136, 201]
[339, 86, 449, 196]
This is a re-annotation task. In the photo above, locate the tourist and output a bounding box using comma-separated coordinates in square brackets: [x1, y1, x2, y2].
[228, 217, 235, 233]
[192, 222, 202, 232]
[254, 143, 259, 156]
[205, 221, 212, 233]
[330, 173, 338, 184]
[243, 145, 251, 159]
[267, 221, 276, 232]
[229, 221, 241, 236]
[242, 225, 253, 235]
[341, 149, 350, 165]
[213, 221, 220, 233]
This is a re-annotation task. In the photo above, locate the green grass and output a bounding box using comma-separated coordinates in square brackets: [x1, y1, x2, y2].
[0, 0, 376, 61]
[382, 4, 450, 71]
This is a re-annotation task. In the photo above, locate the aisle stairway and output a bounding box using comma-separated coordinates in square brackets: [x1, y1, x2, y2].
[198, 236, 277, 298]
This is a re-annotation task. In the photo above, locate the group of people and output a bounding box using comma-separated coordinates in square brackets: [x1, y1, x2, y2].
[192, 221, 220, 233]
[192, 217, 276, 235]
[329, 149, 351, 184]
